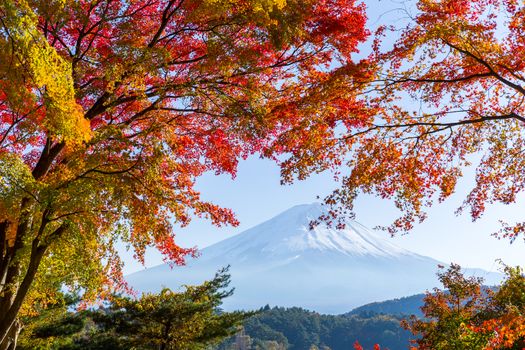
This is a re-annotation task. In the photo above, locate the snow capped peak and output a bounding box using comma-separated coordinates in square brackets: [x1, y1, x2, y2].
[127, 203, 501, 313]
[201, 203, 416, 261]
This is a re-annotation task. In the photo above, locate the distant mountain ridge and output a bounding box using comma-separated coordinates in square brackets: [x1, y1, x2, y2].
[127, 203, 501, 314]
[348, 294, 426, 318]
[348, 285, 501, 318]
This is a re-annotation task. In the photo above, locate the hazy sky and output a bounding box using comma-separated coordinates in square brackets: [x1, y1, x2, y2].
[122, 0, 525, 275]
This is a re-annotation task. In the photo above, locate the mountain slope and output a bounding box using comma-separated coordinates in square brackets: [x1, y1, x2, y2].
[127, 203, 500, 314]
[200, 203, 414, 260]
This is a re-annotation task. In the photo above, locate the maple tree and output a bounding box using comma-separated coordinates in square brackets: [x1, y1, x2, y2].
[0, 0, 371, 347]
[281, 0, 525, 234]
[402, 264, 491, 350]
[472, 265, 525, 350]
[353, 342, 381, 350]
[403, 264, 525, 350]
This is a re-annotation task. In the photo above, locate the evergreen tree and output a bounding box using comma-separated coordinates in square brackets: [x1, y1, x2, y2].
[19, 268, 252, 350]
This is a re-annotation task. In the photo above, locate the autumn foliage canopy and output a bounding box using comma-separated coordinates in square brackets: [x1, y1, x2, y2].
[3, 0, 525, 347]
[403, 264, 525, 350]
[0, 0, 371, 344]
[316, 0, 525, 235]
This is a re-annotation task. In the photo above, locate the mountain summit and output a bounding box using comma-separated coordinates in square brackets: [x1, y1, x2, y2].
[202, 203, 415, 261]
[127, 203, 499, 313]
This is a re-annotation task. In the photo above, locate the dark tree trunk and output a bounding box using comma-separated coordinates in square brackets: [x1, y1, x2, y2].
[0, 120, 66, 348]
[0, 220, 61, 346]
[0, 320, 21, 350]
[0, 221, 9, 292]
[0, 239, 47, 346]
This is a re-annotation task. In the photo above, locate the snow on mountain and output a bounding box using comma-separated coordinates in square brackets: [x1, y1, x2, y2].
[126, 203, 501, 314]
[202, 203, 413, 260]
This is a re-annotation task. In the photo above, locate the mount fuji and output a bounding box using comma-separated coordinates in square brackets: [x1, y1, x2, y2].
[127, 203, 500, 314]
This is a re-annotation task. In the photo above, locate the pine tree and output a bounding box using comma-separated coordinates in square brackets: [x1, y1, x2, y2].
[18, 268, 252, 350]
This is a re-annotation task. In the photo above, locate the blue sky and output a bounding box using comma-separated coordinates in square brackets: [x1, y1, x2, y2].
[123, 155, 525, 275]
[122, 0, 525, 275]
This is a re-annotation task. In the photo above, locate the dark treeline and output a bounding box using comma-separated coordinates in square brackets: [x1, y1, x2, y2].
[215, 306, 411, 350]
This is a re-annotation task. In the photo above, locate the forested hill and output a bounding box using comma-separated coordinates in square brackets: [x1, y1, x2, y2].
[215, 306, 412, 350]
[346, 285, 499, 319]
[347, 294, 425, 318]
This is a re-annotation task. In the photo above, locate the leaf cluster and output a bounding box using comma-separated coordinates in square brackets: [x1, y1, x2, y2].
[403, 263, 525, 350]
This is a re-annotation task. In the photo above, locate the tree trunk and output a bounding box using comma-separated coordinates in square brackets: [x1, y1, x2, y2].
[0, 204, 60, 346]
[0, 320, 21, 350]
[0, 221, 9, 296]
[0, 240, 48, 346]
[0, 129, 64, 347]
